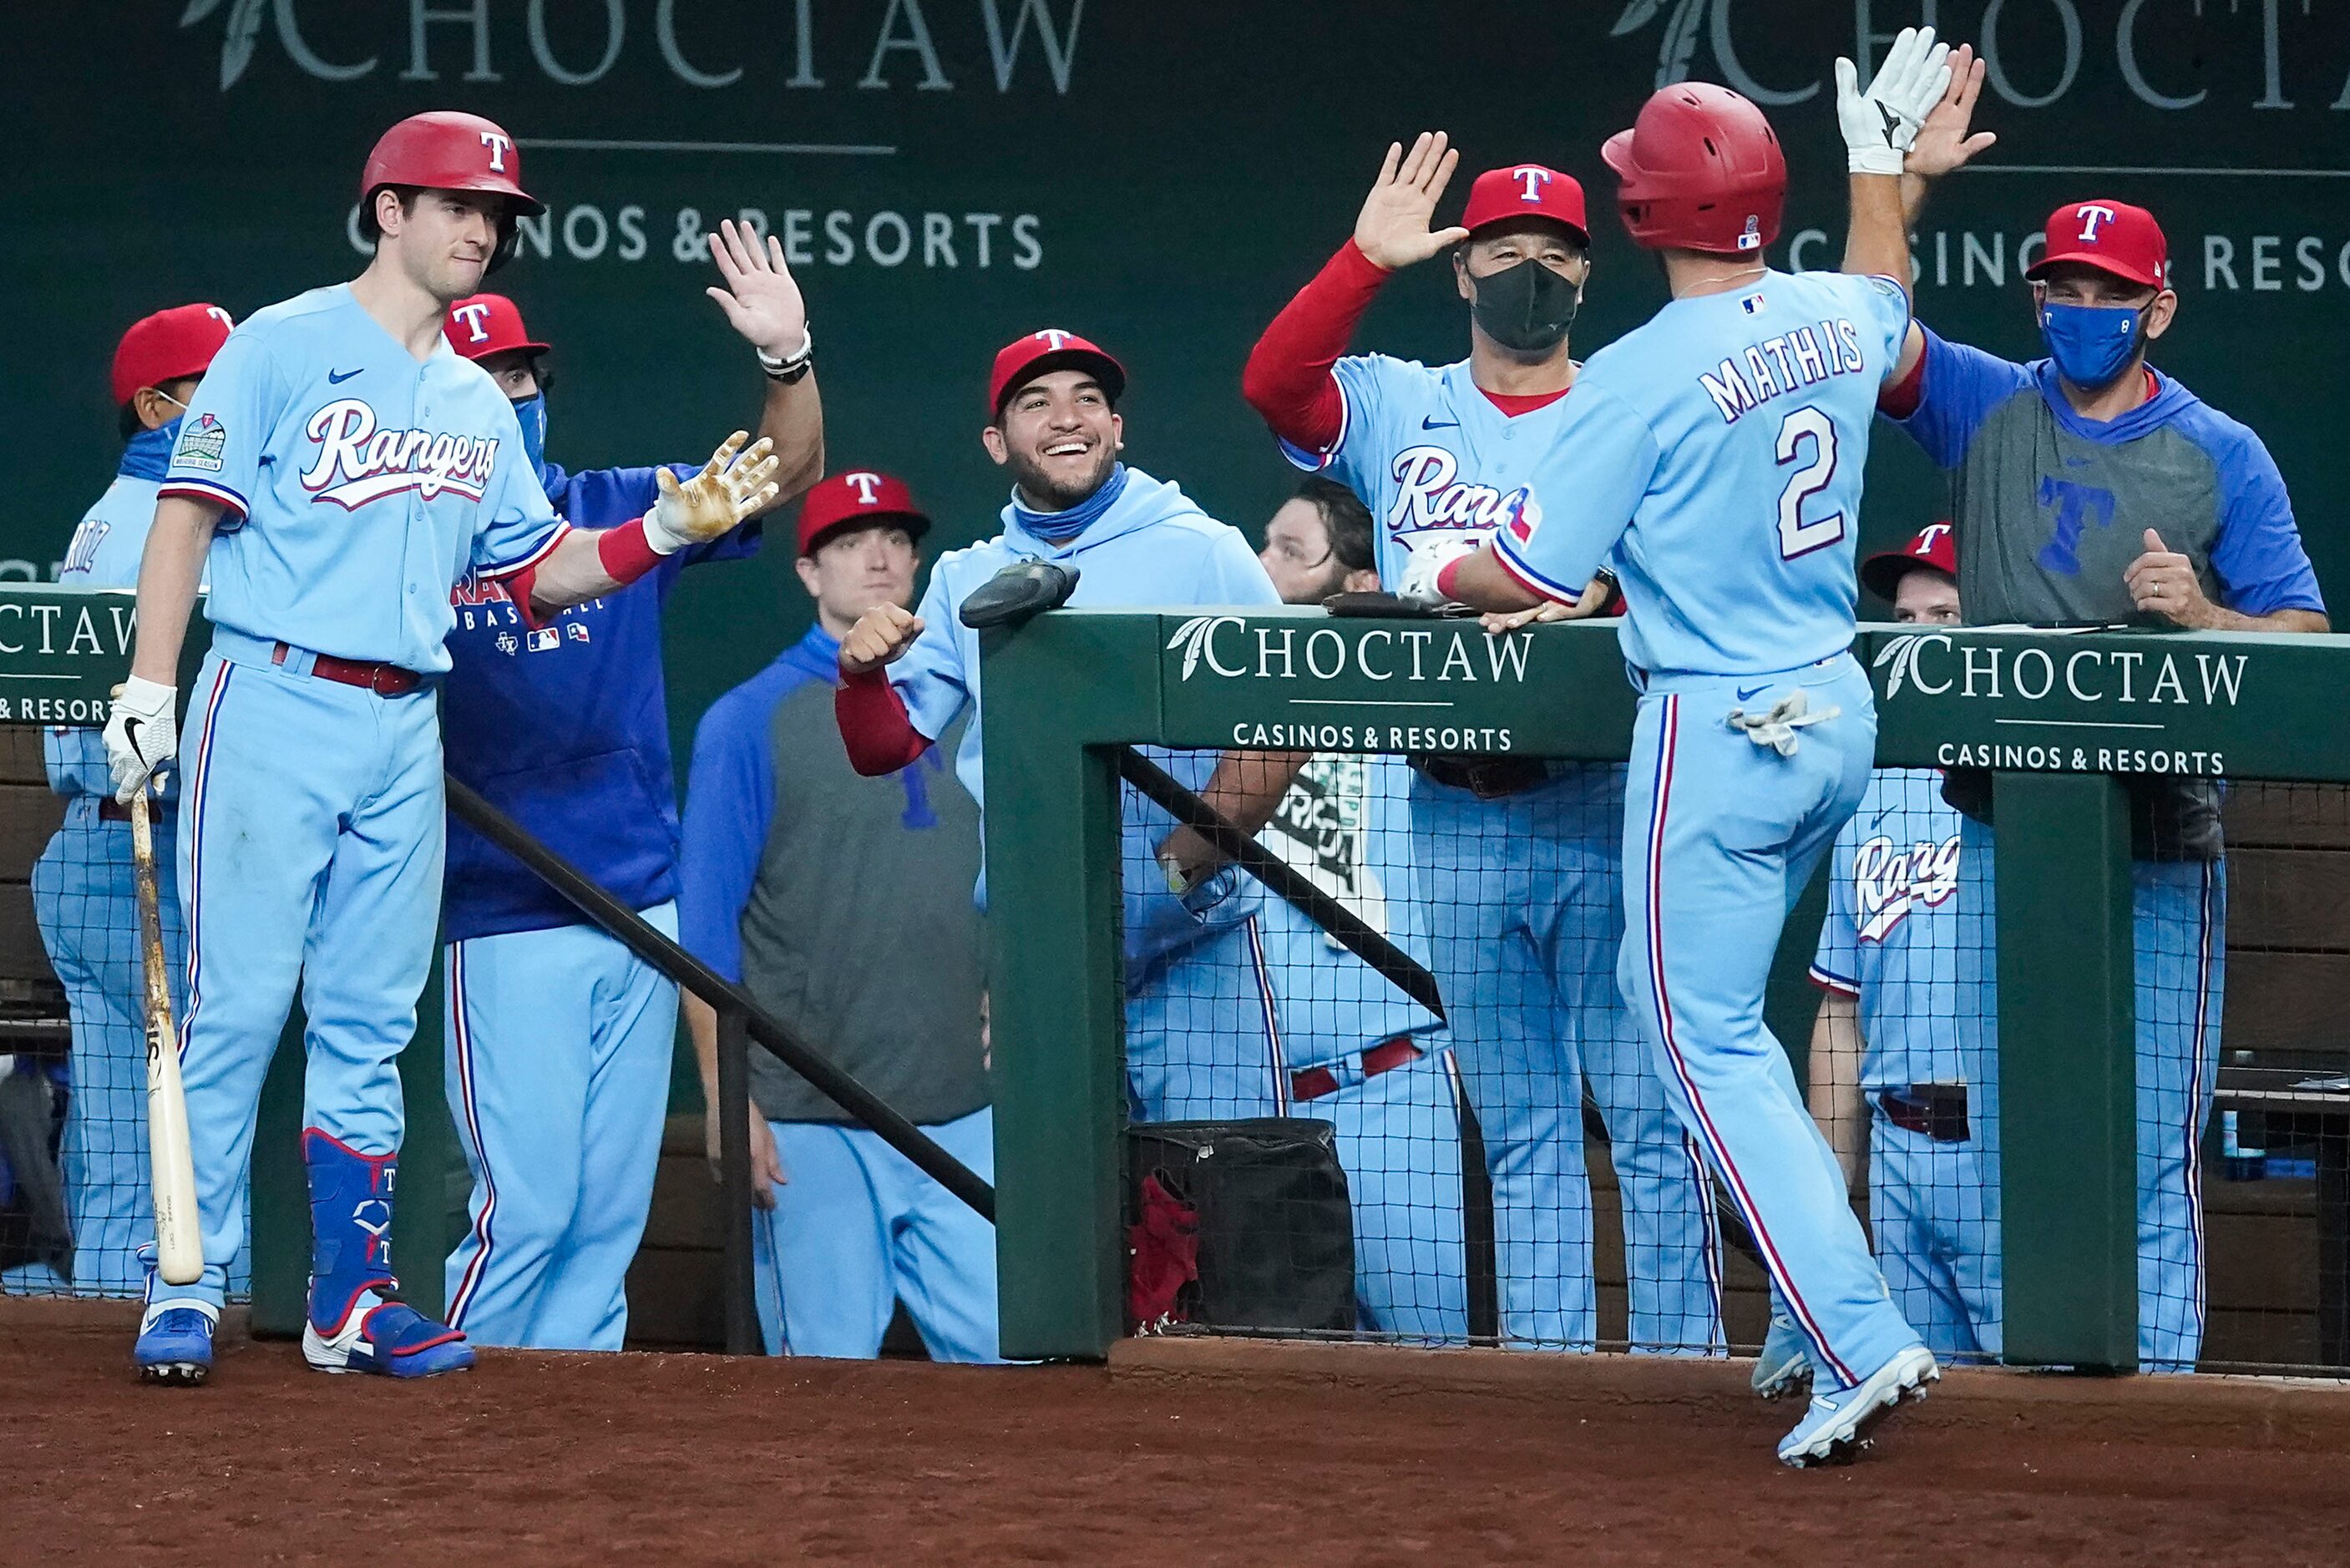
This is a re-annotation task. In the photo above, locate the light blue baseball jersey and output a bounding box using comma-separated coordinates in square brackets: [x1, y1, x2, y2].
[1494, 270, 1912, 676]
[1283, 355, 1584, 589]
[48, 432, 175, 800]
[160, 284, 566, 674]
[886, 464, 1282, 967]
[1809, 768, 1988, 1093]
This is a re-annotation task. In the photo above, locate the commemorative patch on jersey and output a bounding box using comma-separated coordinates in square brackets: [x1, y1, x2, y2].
[174, 412, 228, 473]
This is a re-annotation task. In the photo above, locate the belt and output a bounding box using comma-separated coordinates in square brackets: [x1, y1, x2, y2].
[1876, 1084, 1971, 1144]
[1408, 753, 1552, 801]
[1290, 1039, 1423, 1104]
[97, 798, 132, 823]
[273, 641, 423, 697]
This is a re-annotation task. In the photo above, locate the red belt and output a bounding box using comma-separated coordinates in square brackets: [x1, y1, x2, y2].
[1876, 1084, 1972, 1144]
[273, 642, 423, 697]
[1290, 1039, 1423, 1104]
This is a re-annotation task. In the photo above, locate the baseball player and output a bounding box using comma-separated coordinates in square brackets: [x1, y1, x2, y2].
[831, 331, 1300, 1130]
[1243, 139, 1721, 1353]
[681, 469, 1001, 1362]
[1253, 483, 1468, 1340]
[9, 306, 231, 1297]
[1883, 87, 2326, 1373]
[435, 235, 819, 1353]
[104, 110, 779, 1385]
[1433, 33, 1965, 1463]
[1806, 526, 1999, 1368]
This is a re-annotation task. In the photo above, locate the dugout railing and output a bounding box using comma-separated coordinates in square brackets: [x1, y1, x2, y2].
[980, 606, 2350, 1371]
[0, 584, 991, 1352]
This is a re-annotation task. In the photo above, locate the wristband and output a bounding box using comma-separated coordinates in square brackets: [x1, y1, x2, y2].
[1434, 554, 1466, 602]
[598, 517, 666, 584]
[757, 328, 814, 385]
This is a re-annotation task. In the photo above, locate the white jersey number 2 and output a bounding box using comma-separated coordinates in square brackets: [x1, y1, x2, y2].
[1774, 406, 1846, 560]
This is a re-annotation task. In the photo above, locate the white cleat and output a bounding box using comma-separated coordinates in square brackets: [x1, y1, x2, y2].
[1751, 1311, 1813, 1402]
[1775, 1345, 1939, 1468]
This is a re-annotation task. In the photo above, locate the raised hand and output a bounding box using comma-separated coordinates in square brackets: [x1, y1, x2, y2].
[1836, 25, 1952, 176]
[1354, 131, 1471, 271]
[646, 431, 781, 552]
[705, 218, 809, 359]
[1906, 43, 1997, 180]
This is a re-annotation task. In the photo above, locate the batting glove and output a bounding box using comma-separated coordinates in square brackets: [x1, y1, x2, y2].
[645, 431, 782, 554]
[1836, 26, 1952, 177]
[104, 675, 177, 803]
[1395, 534, 1481, 609]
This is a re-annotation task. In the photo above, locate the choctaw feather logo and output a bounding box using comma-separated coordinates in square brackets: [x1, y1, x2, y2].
[1167, 615, 1243, 680]
[178, 0, 271, 91]
[1871, 632, 1951, 699]
[1610, 0, 1714, 89]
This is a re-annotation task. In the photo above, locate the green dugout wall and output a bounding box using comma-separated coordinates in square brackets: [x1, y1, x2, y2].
[982, 607, 2334, 1366]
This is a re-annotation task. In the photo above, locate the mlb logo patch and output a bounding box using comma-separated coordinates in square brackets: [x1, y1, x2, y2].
[527, 627, 559, 653]
[175, 412, 227, 473]
[1736, 213, 1762, 252]
[1740, 292, 1766, 315]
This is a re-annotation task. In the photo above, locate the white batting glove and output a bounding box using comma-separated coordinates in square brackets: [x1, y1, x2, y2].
[1836, 26, 1952, 176]
[104, 675, 177, 802]
[645, 431, 782, 554]
[1395, 534, 1481, 609]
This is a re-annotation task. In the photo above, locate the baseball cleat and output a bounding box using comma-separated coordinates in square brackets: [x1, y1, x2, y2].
[1751, 1311, 1813, 1402]
[1775, 1345, 1938, 1468]
[134, 1302, 218, 1386]
[303, 1295, 474, 1378]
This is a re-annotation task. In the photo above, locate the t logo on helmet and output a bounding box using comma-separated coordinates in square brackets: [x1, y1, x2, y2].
[846, 472, 884, 504]
[2074, 204, 2117, 243]
[1513, 167, 1551, 202]
[449, 301, 494, 344]
[479, 130, 511, 172]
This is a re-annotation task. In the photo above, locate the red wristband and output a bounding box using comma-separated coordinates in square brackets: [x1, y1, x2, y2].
[597, 517, 665, 585]
[1435, 554, 1466, 601]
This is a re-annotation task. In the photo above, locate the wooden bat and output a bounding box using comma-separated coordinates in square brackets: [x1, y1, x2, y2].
[130, 782, 202, 1287]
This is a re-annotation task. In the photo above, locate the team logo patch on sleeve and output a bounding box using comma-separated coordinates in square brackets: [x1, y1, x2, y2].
[175, 412, 228, 473]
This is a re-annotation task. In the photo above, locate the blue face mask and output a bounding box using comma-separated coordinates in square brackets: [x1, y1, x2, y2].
[2039, 301, 2144, 391]
[510, 393, 548, 475]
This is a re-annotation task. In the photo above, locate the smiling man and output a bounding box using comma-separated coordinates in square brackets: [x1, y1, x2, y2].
[104, 111, 778, 1386]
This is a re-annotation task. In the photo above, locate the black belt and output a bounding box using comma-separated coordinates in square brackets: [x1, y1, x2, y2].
[1407, 754, 1552, 801]
[1876, 1084, 1972, 1144]
[97, 797, 132, 823]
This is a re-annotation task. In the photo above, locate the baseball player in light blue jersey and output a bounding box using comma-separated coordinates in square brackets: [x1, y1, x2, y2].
[833, 330, 1302, 1136]
[9, 306, 231, 1297]
[103, 111, 781, 1386]
[1437, 38, 1972, 1464]
[433, 226, 821, 1354]
[1245, 138, 1719, 1353]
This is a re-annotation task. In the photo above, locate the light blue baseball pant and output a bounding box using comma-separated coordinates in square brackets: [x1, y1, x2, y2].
[1125, 916, 1468, 1338]
[1413, 769, 1722, 1353]
[443, 905, 678, 1350]
[1619, 656, 1922, 1394]
[166, 648, 443, 1314]
[27, 802, 184, 1296]
[1955, 820, 2226, 1373]
[1870, 1119, 2003, 1363]
[750, 1105, 1002, 1362]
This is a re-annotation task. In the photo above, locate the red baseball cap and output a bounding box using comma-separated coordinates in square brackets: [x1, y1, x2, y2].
[1860, 522, 1958, 604]
[797, 468, 931, 556]
[2025, 199, 2167, 291]
[111, 303, 234, 407]
[1460, 164, 1589, 245]
[988, 328, 1127, 417]
[443, 293, 551, 361]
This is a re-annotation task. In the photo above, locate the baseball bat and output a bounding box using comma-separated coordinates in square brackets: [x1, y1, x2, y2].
[131, 781, 203, 1287]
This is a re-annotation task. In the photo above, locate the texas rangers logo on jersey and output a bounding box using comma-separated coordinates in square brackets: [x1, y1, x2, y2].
[1851, 831, 1963, 943]
[300, 398, 499, 509]
[1385, 445, 1538, 544]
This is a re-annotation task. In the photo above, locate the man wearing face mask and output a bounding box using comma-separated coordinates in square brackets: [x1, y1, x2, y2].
[9, 305, 235, 1297]
[433, 218, 823, 1352]
[1242, 137, 1724, 1356]
[1887, 103, 2327, 1371]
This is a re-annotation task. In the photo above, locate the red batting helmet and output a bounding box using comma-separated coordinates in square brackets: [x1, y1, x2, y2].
[111, 303, 234, 407]
[358, 111, 542, 274]
[1602, 83, 1785, 257]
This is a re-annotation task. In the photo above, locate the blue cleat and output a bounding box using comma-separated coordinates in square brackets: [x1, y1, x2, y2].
[1776, 1345, 1938, 1468]
[135, 1302, 217, 1386]
[1751, 1310, 1813, 1402]
[298, 1128, 473, 1379]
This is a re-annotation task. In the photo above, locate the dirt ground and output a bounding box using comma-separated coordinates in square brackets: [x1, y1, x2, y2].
[5, 1301, 2347, 1566]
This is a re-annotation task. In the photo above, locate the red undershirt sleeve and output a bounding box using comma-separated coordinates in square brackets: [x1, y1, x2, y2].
[1877, 345, 1927, 419]
[1241, 239, 1392, 453]
[834, 665, 931, 776]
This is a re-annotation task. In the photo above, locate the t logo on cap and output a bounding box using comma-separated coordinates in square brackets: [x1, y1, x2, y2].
[1512, 166, 1551, 202]
[845, 471, 884, 504]
[2074, 204, 2118, 242]
[479, 130, 510, 172]
[1914, 522, 1952, 557]
[449, 301, 494, 344]
[1034, 329, 1074, 351]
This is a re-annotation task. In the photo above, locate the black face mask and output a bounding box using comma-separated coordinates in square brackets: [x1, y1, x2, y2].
[1469, 257, 1580, 354]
